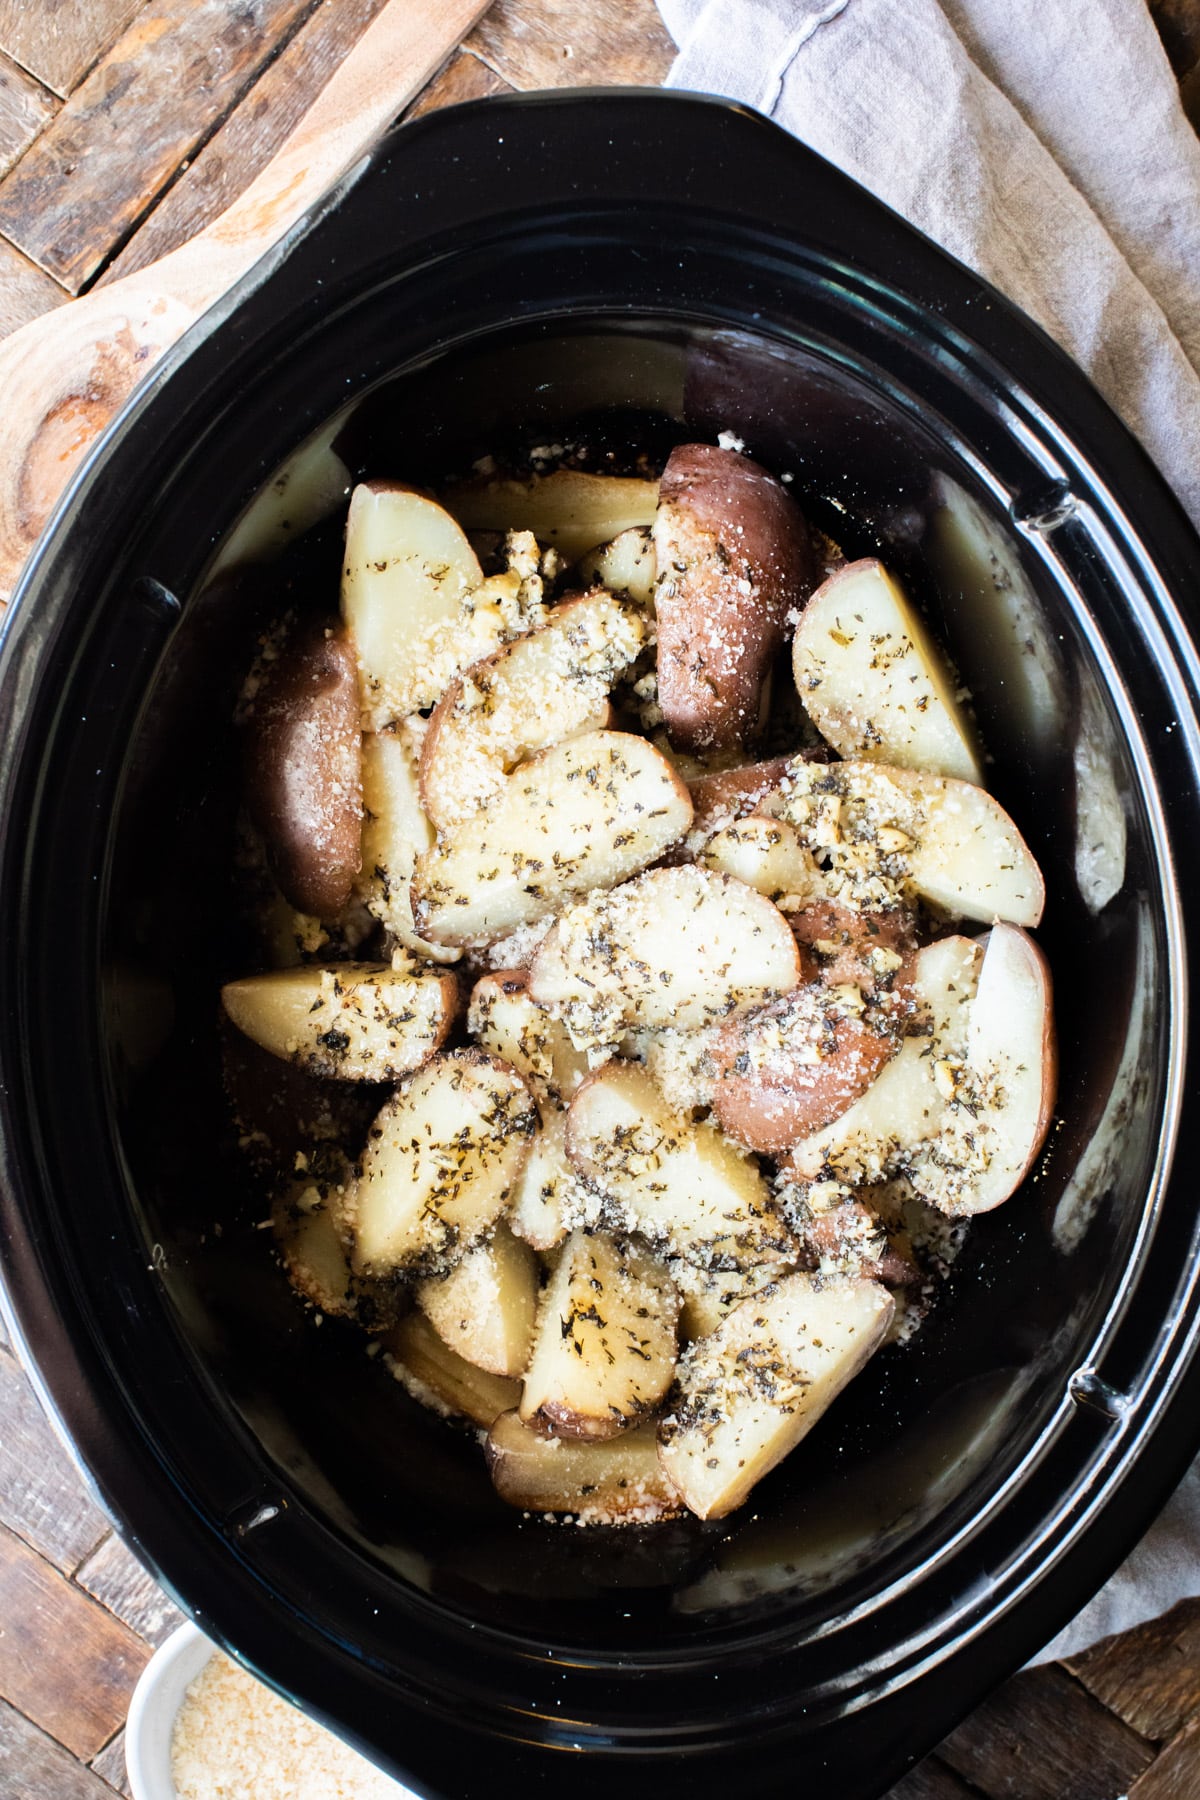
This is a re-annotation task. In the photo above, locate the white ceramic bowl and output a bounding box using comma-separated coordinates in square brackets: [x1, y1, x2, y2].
[124, 1620, 417, 1799]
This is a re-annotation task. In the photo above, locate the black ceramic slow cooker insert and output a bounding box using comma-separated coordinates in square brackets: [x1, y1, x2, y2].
[2, 92, 1200, 1800]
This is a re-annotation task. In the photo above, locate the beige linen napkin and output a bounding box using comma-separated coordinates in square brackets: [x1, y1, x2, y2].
[656, 0, 1200, 1661]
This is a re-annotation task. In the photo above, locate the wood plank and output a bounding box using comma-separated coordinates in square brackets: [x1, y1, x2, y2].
[403, 45, 513, 121]
[0, 236, 64, 340]
[0, 0, 142, 99]
[883, 1756, 987, 1798]
[102, 0, 392, 283]
[1067, 1598, 1200, 1745]
[0, 0, 320, 293]
[1128, 1716, 1200, 1799]
[0, 1524, 150, 1759]
[467, 0, 675, 89]
[0, 1345, 109, 1572]
[937, 1667, 1155, 1800]
[0, 1698, 120, 1800]
[90, 1730, 131, 1796]
[0, 51, 56, 181]
[75, 1532, 185, 1647]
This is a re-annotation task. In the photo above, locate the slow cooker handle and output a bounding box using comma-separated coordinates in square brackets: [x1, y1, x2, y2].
[0, 0, 490, 608]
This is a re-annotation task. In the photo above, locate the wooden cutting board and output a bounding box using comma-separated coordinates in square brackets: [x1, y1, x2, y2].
[0, 0, 491, 605]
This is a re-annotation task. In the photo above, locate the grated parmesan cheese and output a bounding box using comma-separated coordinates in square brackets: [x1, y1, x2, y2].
[171, 1651, 404, 1800]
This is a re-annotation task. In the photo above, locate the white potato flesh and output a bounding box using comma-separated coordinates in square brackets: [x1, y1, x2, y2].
[411, 731, 693, 948]
[701, 815, 821, 909]
[442, 470, 660, 562]
[340, 482, 483, 728]
[272, 1181, 358, 1318]
[467, 969, 590, 1105]
[528, 864, 801, 1049]
[907, 924, 1056, 1216]
[520, 1230, 678, 1440]
[566, 1059, 795, 1269]
[576, 527, 657, 609]
[344, 1052, 537, 1277]
[787, 936, 982, 1184]
[761, 758, 1045, 926]
[384, 1312, 521, 1428]
[658, 1273, 893, 1519]
[487, 1411, 682, 1522]
[358, 727, 459, 963]
[671, 1259, 798, 1344]
[507, 1104, 591, 1251]
[421, 589, 646, 833]
[220, 962, 457, 1081]
[793, 559, 983, 783]
[417, 1221, 539, 1377]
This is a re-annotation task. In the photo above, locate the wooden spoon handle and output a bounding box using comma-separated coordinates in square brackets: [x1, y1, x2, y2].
[0, 0, 492, 603]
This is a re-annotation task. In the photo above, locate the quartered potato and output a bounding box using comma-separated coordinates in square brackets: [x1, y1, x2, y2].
[411, 730, 693, 947]
[701, 815, 821, 909]
[686, 754, 795, 843]
[792, 559, 983, 783]
[528, 863, 801, 1049]
[487, 1411, 682, 1521]
[671, 1258, 798, 1344]
[384, 1311, 521, 1429]
[760, 757, 1045, 926]
[417, 1221, 539, 1378]
[242, 618, 363, 921]
[786, 896, 916, 992]
[421, 589, 646, 833]
[340, 481, 484, 728]
[653, 444, 815, 751]
[442, 469, 660, 562]
[520, 1230, 679, 1440]
[343, 1051, 537, 1278]
[576, 526, 657, 608]
[272, 1175, 360, 1319]
[506, 1104, 590, 1251]
[357, 725, 459, 963]
[566, 1059, 795, 1269]
[220, 962, 457, 1080]
[467, 969, 590, 1105]
[658, 1272, 894, 1519]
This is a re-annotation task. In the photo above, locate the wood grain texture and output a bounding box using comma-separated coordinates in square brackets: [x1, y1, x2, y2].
[0, 1345, 109, 1572]
[0, 51, 56, 180]
[90, 1730, 131, 1796]
[404, 45, 513, 120]
[0, 1524, 150, 1759]
[1128, 1716, 1200, 1798]
[0, 0, 142, 98]
[0, 237, 64, 340]
[883, 1755, 986, 1798]
[938, 1666, 1155, 1800]
[0, 0, 319, 292]
[467, 0, 675, 88]
[75, 1533, 185, 1647]
[102, 0, 392, 283]
[0, 1698, 119, 1800]
[0, 0, 491, 602]
[1067, 1598, 1200, 1745]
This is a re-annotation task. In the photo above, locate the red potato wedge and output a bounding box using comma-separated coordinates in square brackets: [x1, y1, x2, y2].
[760, 757, 1046, 927]
[507, 1103, 590, 1251]
[272, 1175, 360, 1320]
[242, 618, 363, 921]
[410, 731, 693, 949]
[467, 969, 590, 1106]
[486, 1412, 683, 1522]
[711, 985, 904, 1154]
[653, 444, 816, 751]
[441, 469, 660, 563]
[701, 815, 821, 909]
[657, 1272, 893, 1519]
[384, 1312, 521, 1429]
[420, 589, 646, 834]
[416, 1221, 539, 1378]
[787, 897, 917, 992]
[220, 962, 457, 1082]
[576, 526, 657, 609]
[357, 725, 459, 963]
[565, 1059, 795, 1269]
[528, 864, 801, 1049]
[520, 1230, 679, 1441]
[340, 481, 484, 728]
[799, 1199, 919, 1286]
[671, 1259, 798, 1344]
[907, 924, 1056, 1216]
[792, 558, 983, 783]
[343, 1051, 537, 1279]
[686, 755, 797, 840]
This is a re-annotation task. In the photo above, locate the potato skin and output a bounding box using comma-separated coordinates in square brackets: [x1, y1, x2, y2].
[786, 899, 917, 992]
[654, 444, 816, 752]
[244, 619, 363, 920]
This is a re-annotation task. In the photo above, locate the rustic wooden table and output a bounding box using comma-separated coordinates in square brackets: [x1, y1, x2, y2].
[1, 2, 1199, 1796]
